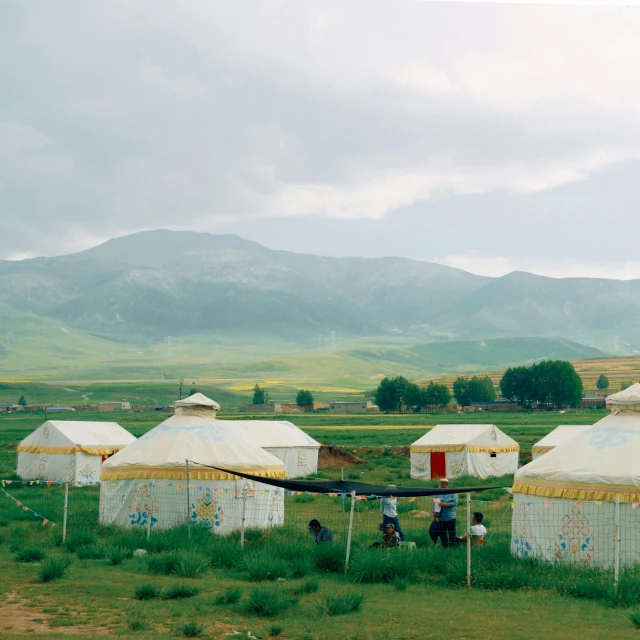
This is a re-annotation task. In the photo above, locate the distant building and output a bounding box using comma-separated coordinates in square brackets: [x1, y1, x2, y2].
[281, 402, 329, 413]
[242, 402, 282, 413]
[0, 404, 23, 413]
[466, 401, 519, 412]
[98, 401, 132, 412]
[45, 406, 75, 413]
[581, 396, 606, 409]
[329, 400, 378, 414]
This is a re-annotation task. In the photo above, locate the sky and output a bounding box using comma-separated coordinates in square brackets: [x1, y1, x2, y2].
[2, 1, 640, 278]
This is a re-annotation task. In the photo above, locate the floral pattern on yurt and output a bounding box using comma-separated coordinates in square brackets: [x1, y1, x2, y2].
[555, 504, 594, 563]
[127, 483, 159, 528]
[191, 488, 224, 528]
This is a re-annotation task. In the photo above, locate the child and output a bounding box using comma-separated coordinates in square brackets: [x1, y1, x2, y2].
[458, 512, 487, 545]
[372, 522, 402, 549]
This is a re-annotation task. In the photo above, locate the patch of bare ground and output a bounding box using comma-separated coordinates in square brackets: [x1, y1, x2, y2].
[0, 595, 111, 636]
[318, 443, 366, 468]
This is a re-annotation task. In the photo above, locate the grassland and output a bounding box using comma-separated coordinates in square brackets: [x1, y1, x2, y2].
[1, 408, 638, 639]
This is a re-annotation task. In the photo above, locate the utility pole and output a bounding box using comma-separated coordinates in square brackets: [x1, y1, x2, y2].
[179, 380, 184, 400]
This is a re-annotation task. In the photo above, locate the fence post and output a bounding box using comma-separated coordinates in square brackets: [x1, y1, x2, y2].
[614, 494, 620, 593]
[345, 490, 356, 572]
[186, 460, 191, 540]
[240, 486, 247, 547]
[466, 492, 471, 588]
[62, 481, 69, 543]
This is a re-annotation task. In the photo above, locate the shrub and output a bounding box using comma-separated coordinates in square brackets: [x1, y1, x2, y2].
[107, 546, 128, 566]
[77, 545, 106, 560]
[147, 552, 181, 575]
[215, 587, 242, 605]
[350, 550, 394, 583]
[392, 576, 408, 591]
[289, 557, 312, 579]
[626, 608, 640, 630]
[128, 616, 151, 632]
[135, 584, 160, 600]
[175, 552, 209, 579]
[319, 590, 364, 616]
[294, 578, 319, 595]
[15, 547, 46, 563]
[165, 585, 200, 600]
[39, 556, 72, 583]
[267, 623, 284, 636]
[64, 530, 97, 553]
[244, 554, 288, 581]
[247, 586, 296, 617]
[177, 621, 204, 637]
[209, 540, 242, 569]
[312, 544, 344, 573]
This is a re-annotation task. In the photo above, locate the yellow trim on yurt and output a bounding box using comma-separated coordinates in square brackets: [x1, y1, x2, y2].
[17, 444, 125, 456]
[410, 444, 519, 454]
[409, 445, 465, 453]
[513, 479, 640, 503]
[531, 445, 554, 454]
[467, 445, 520, 453]
[100, 465, 288, 481]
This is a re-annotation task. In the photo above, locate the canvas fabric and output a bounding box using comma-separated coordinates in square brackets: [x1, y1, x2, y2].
[511, 493, 640, 568]
[99, 478, 284, 533]
[532, 425, 589, 459]
[410, 424, 519, 480]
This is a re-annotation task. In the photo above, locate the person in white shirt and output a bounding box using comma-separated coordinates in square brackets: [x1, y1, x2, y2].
[458, 512, 487, 545]
[380, 484, 405, 541]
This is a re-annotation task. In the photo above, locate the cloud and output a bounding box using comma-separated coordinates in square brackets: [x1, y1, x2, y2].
[1, 1, 640, 260]
[434, 251, 640, 281]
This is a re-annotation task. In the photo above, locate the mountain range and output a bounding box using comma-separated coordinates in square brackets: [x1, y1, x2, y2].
[1, 229, 639, 378]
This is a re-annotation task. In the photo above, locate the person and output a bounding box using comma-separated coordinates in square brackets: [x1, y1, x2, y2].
[372, 522, 401, 549]
[380, 484, 405, 541]
[458, 512, 487, 545]
[308, 519, 334, 544]
[429, 478, 458, 548]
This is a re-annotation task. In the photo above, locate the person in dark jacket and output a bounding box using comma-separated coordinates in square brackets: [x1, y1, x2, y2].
[308, 519, 334, 543]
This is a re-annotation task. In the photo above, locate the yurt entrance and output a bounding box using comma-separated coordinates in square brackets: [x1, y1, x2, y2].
[430, 452, 446, 479]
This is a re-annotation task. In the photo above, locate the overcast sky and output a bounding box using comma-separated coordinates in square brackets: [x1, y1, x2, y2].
[2, 1, 640, 278]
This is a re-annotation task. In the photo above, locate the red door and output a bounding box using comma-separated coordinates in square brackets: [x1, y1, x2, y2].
[431, 452, 446, 479]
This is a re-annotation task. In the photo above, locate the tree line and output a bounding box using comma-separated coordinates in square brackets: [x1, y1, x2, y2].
[500, 360, 583, 408]
[375, 376, 451, 413]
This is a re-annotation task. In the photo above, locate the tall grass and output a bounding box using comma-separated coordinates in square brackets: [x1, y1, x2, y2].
[312, 544, 344, 573]
[247, 586, 297, 617]
[243, 553, 289, 581]
[15, 547, 46, 563]
[319, 590, 364, 616]
[39, 556, 73, 583]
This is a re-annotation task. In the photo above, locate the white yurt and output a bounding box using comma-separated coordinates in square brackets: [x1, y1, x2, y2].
[511, 384, 640, 567]
[17, 420, 136, 486]
[410, 424, 519, 480]
[161, 394, 320, 477]
[99, 421, 287, 533]
[531, 425, 589, 459]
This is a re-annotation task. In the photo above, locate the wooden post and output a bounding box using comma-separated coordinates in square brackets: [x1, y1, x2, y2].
[240, 487, 247, 547]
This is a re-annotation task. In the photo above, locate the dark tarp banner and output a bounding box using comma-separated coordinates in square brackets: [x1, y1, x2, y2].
[188, 461, 497, 497]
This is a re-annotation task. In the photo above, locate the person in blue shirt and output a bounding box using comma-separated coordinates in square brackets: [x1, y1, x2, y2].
[380, 484, 405, 541]
[429, 478, 458, 548]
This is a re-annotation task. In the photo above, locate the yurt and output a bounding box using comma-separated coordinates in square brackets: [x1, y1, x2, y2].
[531, 425, 589, 460]
[161, 394, 320, 477]
[17, 420, 136, 486]
[99, 422, 287, 533]
[511, 384, 640, 567]
[410, 424, 519, 480]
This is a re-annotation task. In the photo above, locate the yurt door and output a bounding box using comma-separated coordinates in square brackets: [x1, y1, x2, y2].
[430, 452, 446, 479]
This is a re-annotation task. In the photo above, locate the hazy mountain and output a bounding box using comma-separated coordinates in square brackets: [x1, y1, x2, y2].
[0, 230, 638, 354]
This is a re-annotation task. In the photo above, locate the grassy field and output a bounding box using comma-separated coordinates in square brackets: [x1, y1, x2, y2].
[2, 409, 637, 639]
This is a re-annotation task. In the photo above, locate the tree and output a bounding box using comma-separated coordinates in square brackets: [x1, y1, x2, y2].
[421, 381, 451, 409]
[252, 384, 267, 404]
[467, 375, 496, 403]
[596, 374, 609, 391]
[375, 378, 400, 413]
[621, 380, 634, 391]
[17, 395, 27, 407]
[296, 389, 314, 407]
[500, 366, 532, 406]
[453, 377, 471, 406]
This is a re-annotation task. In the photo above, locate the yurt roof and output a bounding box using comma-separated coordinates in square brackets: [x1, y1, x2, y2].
[606, 383, 640, 405]
[514, 413, 640, 502]
[410, 424, 519, 453]
[156, 415, 320, 448]
[100, 423, 286, 481]
[175, 393, 221, 410]
[18, 421, 135, 455]
[531, 425, 589, 453]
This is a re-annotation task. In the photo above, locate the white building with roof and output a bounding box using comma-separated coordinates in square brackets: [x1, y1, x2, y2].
[410, 424, 519, 480]
[511, 384, 640, 567]
[17, 420, 136, 486]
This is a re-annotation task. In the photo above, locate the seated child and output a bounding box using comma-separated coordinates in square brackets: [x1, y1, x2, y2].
[458, 512, 487, 545]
